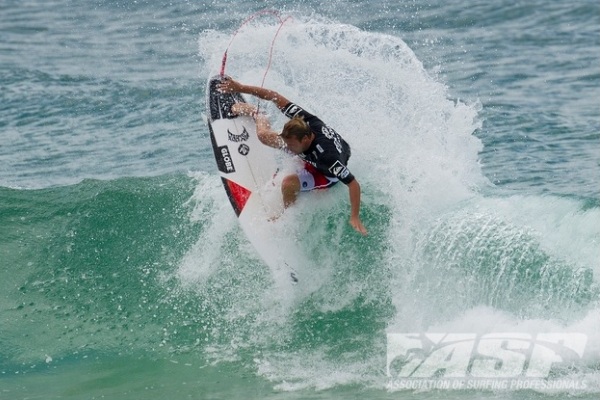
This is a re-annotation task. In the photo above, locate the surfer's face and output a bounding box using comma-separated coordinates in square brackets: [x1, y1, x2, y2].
[282, 134, 312, 154]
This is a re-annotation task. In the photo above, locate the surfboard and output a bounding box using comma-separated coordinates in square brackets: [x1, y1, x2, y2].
[206, 75, 299, 284]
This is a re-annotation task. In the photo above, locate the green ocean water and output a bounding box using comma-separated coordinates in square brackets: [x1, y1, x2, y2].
[2, 0, 599, 398]
[3, 177, 596, 399]
[0, 176, 395, 398]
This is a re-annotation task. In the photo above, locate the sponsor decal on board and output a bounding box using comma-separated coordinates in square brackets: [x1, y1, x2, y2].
[216, 145, 236, 173]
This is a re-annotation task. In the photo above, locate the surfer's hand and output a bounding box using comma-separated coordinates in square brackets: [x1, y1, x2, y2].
[350, 215, 367, 236]
[217, 77, 241, 93]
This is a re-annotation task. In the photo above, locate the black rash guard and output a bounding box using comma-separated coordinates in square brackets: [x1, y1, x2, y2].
[281, 102, 355, 185]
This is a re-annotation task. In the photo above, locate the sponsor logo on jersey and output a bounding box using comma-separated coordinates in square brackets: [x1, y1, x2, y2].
[285, 104, 301, 117]
[322, 126, 343, 153]
[227, 126, 249, 142]
[216, 145, 236, 173]
[329, 160, 350, 179]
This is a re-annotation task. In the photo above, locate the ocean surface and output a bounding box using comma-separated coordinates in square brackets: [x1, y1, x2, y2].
[1, 0, 599, 399]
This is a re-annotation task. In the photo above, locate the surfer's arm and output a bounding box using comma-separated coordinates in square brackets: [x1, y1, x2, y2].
[231, 103, 283, 149]
[218, 77, 290, 109]
[347, 179, 367, 235]
[255, 113, 284, 149]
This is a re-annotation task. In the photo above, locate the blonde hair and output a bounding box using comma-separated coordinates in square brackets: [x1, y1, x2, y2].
[281, 115, 310, 140]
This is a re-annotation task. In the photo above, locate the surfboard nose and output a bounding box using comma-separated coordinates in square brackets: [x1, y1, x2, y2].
[208, 76, 245, 121]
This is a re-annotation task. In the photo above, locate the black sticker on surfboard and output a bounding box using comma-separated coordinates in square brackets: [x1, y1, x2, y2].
[216, 145, 236, 174]
[228, 126, 249, 142]
[238, 144, 250, 156]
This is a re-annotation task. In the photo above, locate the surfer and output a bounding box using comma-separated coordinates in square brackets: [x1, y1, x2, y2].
[217, 77, 367, 235]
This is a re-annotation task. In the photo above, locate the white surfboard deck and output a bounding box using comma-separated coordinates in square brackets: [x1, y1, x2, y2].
[206, 75, 300, 284]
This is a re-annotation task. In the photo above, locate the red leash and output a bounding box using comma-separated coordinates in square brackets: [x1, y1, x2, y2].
[220, 10, 292, 114]
[220, 10, 289, 77]
[259, 14, 292, 88]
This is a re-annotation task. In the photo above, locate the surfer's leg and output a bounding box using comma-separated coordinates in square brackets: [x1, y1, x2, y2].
[297, 163, 338, 191]
[281, 174, 300, 208]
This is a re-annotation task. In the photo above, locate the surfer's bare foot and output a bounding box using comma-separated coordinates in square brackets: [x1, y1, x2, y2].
[231, 103, 258, 117]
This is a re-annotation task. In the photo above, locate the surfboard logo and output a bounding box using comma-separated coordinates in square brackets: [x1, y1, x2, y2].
[228, 126, 249, 142]
[238, 144, 250, 156]
[216, 145, 236, 174]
